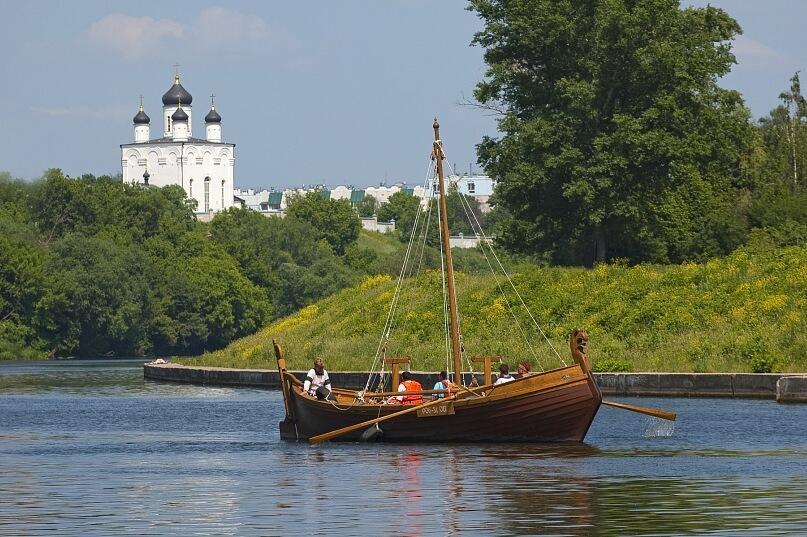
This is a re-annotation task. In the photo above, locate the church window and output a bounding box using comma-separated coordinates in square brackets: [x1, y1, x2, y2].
[189, 179, 193, 199]
[204, 177, 211, 212]
[168, 116, 172, 132]
[221, 180, 225, 208]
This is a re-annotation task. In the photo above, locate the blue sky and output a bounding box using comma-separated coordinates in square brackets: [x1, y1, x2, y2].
[0, 1, 804, 189]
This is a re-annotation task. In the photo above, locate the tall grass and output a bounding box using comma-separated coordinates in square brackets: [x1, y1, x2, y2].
[180, 246, 807, 373]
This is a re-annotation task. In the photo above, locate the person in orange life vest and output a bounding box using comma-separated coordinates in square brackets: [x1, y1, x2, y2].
[397, 371, 424, 405]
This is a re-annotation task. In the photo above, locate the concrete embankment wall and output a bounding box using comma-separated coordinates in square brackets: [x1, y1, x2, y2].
[143, 363, 805, 400]
[596, 372, 780, 398]
[777, 375, 807, 403]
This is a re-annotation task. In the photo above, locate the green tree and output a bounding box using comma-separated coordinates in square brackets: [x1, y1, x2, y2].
[482, 202, 510, 235]
[0, 172, 33, 225]
[769, 72, 807, 190]
[0, 223, 48, 359]
[34, 235, 153, 356]
[145, 228, 272, 355]
[355, 194, 378, 217]
[29, 169, 196, 244]
[208, 208, 356, 316]
[748, 73, 807, 246]
[445, 187, 485, 236]
[286, 192, 361, 255]
[469, 0, 754, 264]
[377, 191, 422, 240]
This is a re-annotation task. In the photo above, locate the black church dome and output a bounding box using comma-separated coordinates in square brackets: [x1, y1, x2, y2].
[133, 108, 150, 124]
[171, 107, 189, 121]
[205, 107, 221, 123]
[162, 76, 193, 106]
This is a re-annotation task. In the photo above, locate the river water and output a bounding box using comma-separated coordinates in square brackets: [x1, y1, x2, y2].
[0, 360, 805, 536]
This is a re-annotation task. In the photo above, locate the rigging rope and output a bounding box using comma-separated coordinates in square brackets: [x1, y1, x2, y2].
[454, 184, 544, 371]
[389, 177, 437, 358]
[449, 160, 568, 368]
[365, 140, 571, 399]
[364, 159, 436, 393]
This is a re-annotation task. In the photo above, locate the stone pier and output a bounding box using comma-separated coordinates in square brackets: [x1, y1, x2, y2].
[144, 363, 803, 400]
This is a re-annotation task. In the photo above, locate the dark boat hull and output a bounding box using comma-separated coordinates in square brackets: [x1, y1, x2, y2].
[279, 364, 602, 443]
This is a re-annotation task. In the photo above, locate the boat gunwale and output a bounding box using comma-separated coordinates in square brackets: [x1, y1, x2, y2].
[282, 363, 594, 413]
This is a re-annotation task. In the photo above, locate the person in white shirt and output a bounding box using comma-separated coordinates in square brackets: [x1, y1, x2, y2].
[494, 363, 516, 385]
[302, 358, 332, 399]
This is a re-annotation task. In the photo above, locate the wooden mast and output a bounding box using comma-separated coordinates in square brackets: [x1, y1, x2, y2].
[433, 119, 463, 385]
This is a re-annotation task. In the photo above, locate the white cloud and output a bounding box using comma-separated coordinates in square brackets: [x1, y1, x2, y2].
[31, 104, 132, 121]
[88, 14, 185, 61]
[194, 7, 271, 49]
[86, 8, 271, 61]
[731, 35, 786, 67]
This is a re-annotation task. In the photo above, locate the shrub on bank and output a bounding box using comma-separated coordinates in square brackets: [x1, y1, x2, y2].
[181, 246, 807, 374]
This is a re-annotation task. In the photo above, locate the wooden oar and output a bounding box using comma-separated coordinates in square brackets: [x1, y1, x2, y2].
[309, 395, 456, 445]
[602, 400, 677, 421]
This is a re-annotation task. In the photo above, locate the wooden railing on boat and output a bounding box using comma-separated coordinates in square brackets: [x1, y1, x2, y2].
[383, 356, 411, 391]
[358, 389, 450, 398]
[468, 355, 500, 386]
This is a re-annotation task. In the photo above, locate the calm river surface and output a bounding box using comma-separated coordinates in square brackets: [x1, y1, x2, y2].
[1, 360, 805, 536]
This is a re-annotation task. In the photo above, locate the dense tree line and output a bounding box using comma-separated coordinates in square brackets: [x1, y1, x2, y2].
[0, 171, 494, 359]
[469, 0, 806, 265]
[0, 170, 367, 359]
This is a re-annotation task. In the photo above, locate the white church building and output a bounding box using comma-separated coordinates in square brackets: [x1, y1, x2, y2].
[120, 72, 235, 215]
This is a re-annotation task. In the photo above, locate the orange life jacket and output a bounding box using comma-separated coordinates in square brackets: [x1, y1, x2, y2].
[402, 380, 424, 405]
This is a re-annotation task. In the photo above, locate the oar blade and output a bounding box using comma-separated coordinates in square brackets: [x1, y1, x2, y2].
[602, 399, 677, 421]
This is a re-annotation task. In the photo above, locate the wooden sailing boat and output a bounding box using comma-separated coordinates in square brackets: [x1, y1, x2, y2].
[274, 120, 670, 444]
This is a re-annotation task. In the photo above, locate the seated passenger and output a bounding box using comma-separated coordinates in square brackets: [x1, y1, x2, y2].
[494, 363, 516, 385]
[301, 357, 332, 400]
[516, 361, 532, 378]
[397, 371, 424, 405]
[432, 370, 453, 399]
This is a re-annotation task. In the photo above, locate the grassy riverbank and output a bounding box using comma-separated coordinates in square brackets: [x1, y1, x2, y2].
[180, 246, 807, 373]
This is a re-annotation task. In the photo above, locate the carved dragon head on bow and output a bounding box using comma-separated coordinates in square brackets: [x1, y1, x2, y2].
[569, 328, 591, 372]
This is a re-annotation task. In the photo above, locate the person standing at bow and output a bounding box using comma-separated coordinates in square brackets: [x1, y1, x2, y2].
[302, 358, 332, 400]
[397, 371, 424, 405]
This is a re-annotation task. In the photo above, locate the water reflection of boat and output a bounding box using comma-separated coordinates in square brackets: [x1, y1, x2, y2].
[274, 120, 602, 443]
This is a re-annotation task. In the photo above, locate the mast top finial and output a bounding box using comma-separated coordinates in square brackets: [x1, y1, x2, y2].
[433, 117, 439, 129]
